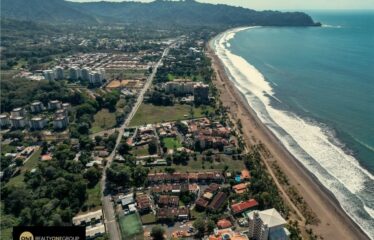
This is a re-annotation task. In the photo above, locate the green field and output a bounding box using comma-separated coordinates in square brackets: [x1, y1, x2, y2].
[119, 213, 143, 240]
[91, 108, 117, 133]
[140, 213, 156, 224]
[131, 145, 149, 156]
[6, 148, 42, 188]
[153, 154, 244, 173]
[85, 182, 101, 209]
[162, 137, 182, 149]
[130, 104, 212, 126]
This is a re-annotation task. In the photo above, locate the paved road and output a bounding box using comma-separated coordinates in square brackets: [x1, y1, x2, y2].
[100, 42, 175, 240]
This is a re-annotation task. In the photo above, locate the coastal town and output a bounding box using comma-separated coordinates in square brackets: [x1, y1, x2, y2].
[1, 1, 371, 240]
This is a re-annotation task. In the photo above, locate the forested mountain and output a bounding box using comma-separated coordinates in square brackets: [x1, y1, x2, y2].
[1, 0, 320, 27]
[0, 0, 97, 24]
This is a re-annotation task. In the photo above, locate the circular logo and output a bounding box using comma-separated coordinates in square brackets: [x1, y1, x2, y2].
[19, 231, 34, 240]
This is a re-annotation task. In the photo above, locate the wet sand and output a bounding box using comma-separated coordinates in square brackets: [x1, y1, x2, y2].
[207, 42, 370, 240]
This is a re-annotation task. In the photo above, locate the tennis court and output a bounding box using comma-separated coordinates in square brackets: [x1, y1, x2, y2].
[119, 213, 143, 239]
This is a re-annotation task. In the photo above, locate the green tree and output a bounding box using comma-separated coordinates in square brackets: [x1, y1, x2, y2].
[193, 218, 205, 238]
[150, 226, 165, 240]
[84, 167, 102, 188]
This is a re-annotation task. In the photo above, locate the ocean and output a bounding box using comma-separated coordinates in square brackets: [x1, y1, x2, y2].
[212, 11, 374, 238]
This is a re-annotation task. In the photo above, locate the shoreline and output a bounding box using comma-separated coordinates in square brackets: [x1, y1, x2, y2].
[207, 30, 370, 240]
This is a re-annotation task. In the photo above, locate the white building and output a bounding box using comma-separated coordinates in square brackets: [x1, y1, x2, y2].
[165, 79, 195, 95]
[89, 71, 103, 85]
[29, 117, 47, 130]
[10, 116, 27, 129]
[54, 66, 64, 80]
[53, 115, 68, 130]
[11, 107, 25, 118]
[62, 103, 71, 110]
[30, 101, 45, 113]
[72, 209, 106, 240]
[43, 70, 55, 81]
[69, 66, 81, 80]
[247, 208, 290, 240]
[56, 109, 68, 118]
[0, 114, 10, 128]
[81, 67, 91, 81]
[48, 100, 62, 110]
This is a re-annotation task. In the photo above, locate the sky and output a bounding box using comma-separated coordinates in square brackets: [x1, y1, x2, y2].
[70, 0, 374, 10]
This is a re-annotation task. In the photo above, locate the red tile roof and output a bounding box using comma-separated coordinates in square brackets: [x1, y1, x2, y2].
[231, 199, 258, 214]
[217, 219, 232, 229]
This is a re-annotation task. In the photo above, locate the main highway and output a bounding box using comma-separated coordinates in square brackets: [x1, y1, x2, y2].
[100, 41, 176, 240]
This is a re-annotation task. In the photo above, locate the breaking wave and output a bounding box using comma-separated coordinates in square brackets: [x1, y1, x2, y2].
[212, 27, 374, 239]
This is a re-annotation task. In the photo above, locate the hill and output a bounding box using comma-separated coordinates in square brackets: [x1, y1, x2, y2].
[1, 0, 320, 27]
[0, 0, 97, 24]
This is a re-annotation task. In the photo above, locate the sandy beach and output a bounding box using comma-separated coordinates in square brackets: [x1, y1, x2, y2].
[207, 34, 370, 239]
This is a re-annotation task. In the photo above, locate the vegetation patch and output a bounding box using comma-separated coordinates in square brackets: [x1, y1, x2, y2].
[162, 137, 182, 149]
[119, 213, 143, 239]
[130, 103, 210, 126]
[140, 213, 156, 225]
[91, 108, 117, 133]
[6, 148, 42, 188]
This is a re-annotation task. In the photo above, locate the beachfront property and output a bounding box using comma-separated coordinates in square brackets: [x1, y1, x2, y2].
[247, 208, 290, 240]
[193, 82, 209, 104]
[72, 209, 106, 239]
[207, 228, 249, 240]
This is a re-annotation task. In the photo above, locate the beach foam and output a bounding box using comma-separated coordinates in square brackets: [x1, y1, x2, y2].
[213, 27, 374, 239]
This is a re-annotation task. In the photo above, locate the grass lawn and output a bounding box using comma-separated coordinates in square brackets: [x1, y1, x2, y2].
[152, 154, 244, 173]
[119, 213, 143, 240]
[1, 144, 16, 154]
[140, 213, 156, 224]
[130, 103, 213, 127]
[131, 145, 149, 156]
[162, 137, 182, 149]
[6, 148, 42, 188]
[91, 109, 117, 133]
[85, 182, 101, 209]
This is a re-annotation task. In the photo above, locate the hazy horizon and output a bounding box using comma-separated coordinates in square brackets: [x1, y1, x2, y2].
[69, 0, 374, 11]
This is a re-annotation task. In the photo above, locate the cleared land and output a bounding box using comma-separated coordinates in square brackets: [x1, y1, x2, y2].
[91, 108, 117, 133]
[152, 154, 244, 172]
[162, 137, 182, 149]
[119, 213, 143, 240]
[130, 103, 212, 126]
[84, 182, 101, 209]
[6, 148, 42, 188]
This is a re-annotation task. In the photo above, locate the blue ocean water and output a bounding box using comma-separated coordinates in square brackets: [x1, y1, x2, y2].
[229, 11, 374, 172]
[219, 11, 374, 237]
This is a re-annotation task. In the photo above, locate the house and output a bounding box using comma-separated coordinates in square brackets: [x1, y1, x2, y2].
[232, 183, 249, 194]
[120, 193, 135, 207]
[241, 169, 251, 180]
[158, 195, 179, 207]
[208, 192, 227, 211]
[136, 194, 151, 213]
[195, 197, 209, 210]
[156, 207, 189, 221]
[204, 183, 220, 194]
[72, 209, 103, 226]
[231, 199, 259, 215]
[208, 228, 249, 240]
[247, 209, 290, 240]
[217, 219, 233, 229]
